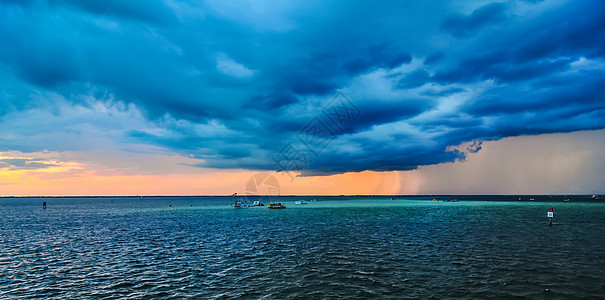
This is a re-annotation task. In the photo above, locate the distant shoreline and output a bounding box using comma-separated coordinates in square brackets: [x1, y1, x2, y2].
[1, 194, 603, 199]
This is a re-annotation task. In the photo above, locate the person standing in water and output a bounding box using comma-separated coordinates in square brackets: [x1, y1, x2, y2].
[43, 201, 46, 209]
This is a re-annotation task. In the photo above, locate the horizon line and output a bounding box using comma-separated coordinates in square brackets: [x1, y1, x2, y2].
[1, 194, 602, 198]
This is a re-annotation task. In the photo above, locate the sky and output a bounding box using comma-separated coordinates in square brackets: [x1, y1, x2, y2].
[0, 0, 604, 196]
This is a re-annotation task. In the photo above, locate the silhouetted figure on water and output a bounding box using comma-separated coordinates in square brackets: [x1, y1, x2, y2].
[43, 201, 46, 209]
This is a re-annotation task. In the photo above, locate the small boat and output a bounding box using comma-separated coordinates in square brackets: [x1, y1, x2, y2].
[268, 202, 286, 209]
[252, 201, 264, 206]
[433, 198, 438, 202]
[232, 193, 249, 208]
[294, 200, 307, 205]
[563, 199, 570, 202]
[529, 198, 535, 201]
[233, 200, 249, 208]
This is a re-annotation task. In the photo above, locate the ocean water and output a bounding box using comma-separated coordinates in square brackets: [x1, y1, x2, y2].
[1, 196, 605, 299]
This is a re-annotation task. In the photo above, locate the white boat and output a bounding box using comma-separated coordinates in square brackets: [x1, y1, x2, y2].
[231, 193, 249, 208]
[294, 200, 308, 205]
[233, 200, 249, 208]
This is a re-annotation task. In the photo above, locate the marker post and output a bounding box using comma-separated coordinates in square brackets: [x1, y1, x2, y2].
[548, 207, 554, 226]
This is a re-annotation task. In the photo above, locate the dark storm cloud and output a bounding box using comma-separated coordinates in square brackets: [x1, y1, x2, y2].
[0, 0, 604, 176]
[465, 69, 605, 117]
[397, 70, 432, 89]
[243, 93, 299, 111]
[273, 44, 412, 96]
[334, 97, 435, 135]
[50, 0, 177, 24]
[424, 52, 445, 65]
[434, 0, 605, 84]
[441, 3, 508, 38]
[298, 142, 464, 176]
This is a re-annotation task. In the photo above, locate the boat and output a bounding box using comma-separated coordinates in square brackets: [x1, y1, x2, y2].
[233, 200, 249, 208]
[294, 200, 307, 205]
[252, 201, 264, 206]
[433, 198, 458, 202]
[563, 198, 570, 202]
[268, 202, 286, 209]
[232, 193, 249, 208]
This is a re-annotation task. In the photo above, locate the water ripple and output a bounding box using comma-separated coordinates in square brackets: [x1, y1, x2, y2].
[1, 198, 605, 299]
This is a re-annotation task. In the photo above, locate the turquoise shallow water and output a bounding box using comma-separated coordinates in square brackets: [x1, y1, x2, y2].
[1, 196, 605, 299]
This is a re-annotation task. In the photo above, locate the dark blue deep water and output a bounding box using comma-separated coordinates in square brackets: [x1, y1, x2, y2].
[1, 196, 605, 299]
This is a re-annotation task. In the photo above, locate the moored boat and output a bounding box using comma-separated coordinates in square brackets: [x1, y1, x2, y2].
[232, 193, 249, 208]
[233, 200, 249, 208]
[268, 202, 286, 209]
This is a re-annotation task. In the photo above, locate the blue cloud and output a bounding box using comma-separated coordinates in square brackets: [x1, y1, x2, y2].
[0, 0, 604, 176]
[0, 158, 58, 170]
[52, 0, 177, 24]
[243, 92, 299, 111]
[424, 52, 445, 65]
[397, 70, 432, 89]
[442, 3, 508, 38]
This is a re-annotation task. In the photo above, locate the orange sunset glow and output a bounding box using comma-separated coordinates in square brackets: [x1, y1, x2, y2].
[2, 129, 604, 196]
